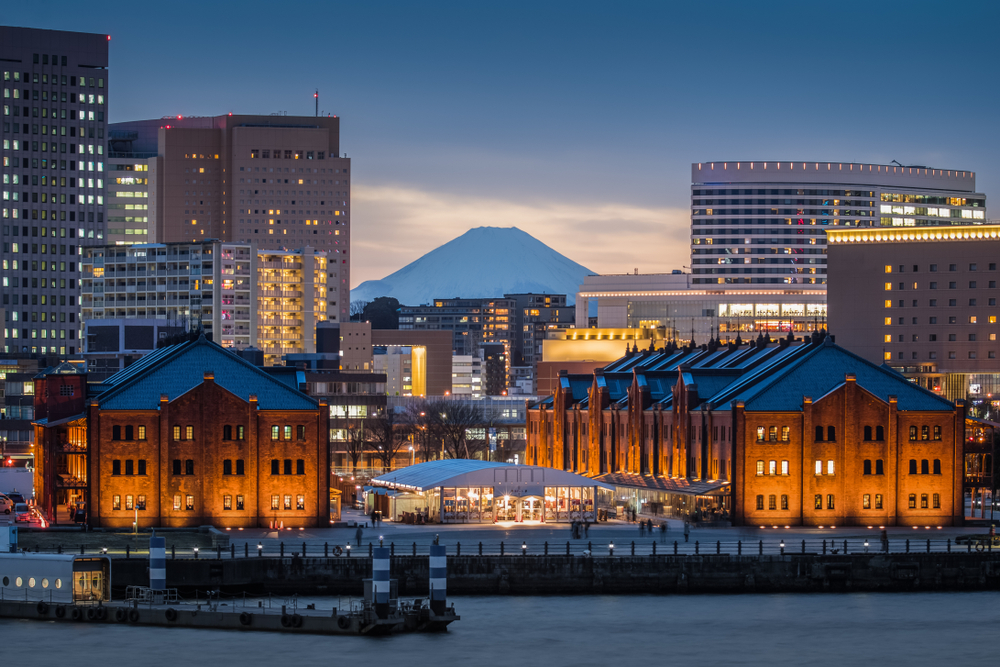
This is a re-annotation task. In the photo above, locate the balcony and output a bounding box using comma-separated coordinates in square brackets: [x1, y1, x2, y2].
[260, 318, 303, 326]
[258, 290, 302, 298]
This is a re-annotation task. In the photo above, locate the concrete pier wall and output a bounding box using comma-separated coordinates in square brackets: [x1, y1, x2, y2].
[107, 553, 1000, 596]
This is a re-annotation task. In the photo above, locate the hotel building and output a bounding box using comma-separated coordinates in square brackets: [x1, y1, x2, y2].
[109, 114, 351, 322]
[80, 240, 328, 369]
[828, 224, 1000, 401]
[1, 27, 110, 356]
[690, 161, 985, 286]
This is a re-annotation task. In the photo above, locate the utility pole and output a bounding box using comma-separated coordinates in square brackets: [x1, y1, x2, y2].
[314, 90, 318, 117]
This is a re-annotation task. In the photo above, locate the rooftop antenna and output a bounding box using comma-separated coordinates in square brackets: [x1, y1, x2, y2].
[314, 89, 319, 117]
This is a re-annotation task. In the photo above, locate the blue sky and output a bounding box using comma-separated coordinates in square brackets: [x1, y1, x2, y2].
[7, 0, 999, 286]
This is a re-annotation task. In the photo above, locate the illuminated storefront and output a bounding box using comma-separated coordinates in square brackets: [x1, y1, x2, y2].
[369, 460, 613, 524]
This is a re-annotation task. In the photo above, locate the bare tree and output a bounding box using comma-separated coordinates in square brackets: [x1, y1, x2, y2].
[343, 420, 368, 474]
[368, 409, 411, 471]
[437, 402, 487, 460]
[350, 299, 370, 321]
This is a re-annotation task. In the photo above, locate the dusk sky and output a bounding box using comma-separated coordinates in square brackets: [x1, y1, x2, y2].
[7, 0, 999, 287]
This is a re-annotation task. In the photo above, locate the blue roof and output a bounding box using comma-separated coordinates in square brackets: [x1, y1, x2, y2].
[96, 336, 317, 411]
[735, 342, 955, 412]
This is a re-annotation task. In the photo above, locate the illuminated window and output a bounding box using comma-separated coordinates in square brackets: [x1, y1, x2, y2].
[768, 460, 777, 475]
[768, 495, 776, 510]
[756, 426, 765, 441]
[884, 317, 892, 325]
[815, 460, 822, 475]
[814, 494, 822, 510]
[768, 426, 777, 442]
[112, 495, 121, 510]
[271, 425, 279, 440]
[780, 494, 788, 510]
[283, 495, 292, 510]
[933, 493, 940, 509]
[884, 300, 892, 308]
[781, 426, 789, 442]
[296, 495, 305, 510]
[875, 494, 883, 510]
[756, 460, 764, 476]
[826, 495, 835, 510]
[284, 425, 292, 440]
[185, 425, 193, 440]
[884, 283, 892, 291]
[173, 495, 181, 511]
[271, 495, 280, 510]
[756, 495, 764, 510]
[827, 460, 835, 475]
[884, 334, 892, 343]
[781, 460, 789, 475]
[884, 265, 892, 273]
[863, 494, 871, 509]
[223, 495, 232, 510]
[172, 425, 181, 440]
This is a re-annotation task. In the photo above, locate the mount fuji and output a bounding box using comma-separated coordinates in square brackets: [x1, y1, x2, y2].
[351, 226, 593, 306]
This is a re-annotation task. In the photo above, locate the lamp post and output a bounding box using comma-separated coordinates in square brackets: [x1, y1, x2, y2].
[409, 446, 414, 467]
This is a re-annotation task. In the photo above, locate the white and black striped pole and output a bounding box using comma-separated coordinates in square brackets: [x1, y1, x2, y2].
[429, 544, 447, 615]
[149, 534, 166, 590]
[372, 546, 390, 619]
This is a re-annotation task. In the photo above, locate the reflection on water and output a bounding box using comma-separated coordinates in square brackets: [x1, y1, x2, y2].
[3, 592, 996, 666]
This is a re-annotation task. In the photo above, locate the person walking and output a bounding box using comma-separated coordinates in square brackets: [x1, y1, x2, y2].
[660, 521, 667, 543]
[639, 521, 646, 537]
[683, 520, 690, 543]
[584, 520, 590, 538]
[647, 518, 653, 534]
[355, 523, 363, 547]
[880, 529, 889, 553]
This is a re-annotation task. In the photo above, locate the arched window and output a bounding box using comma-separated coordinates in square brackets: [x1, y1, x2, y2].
[223, 425, 232, 440]
[909, 459, 917, 474]
[933, 425, 941, 440]
[875, 459, 884, 475]
[876, 426, 885, 440]
[921, 425, 930, 441]
[920, 494, 928, 509]
[781, 426, 790, 442]
[283, 459, 292, 475]
[908, 494, 916, 509]
[768, 495, 777, 510]
[933, 459, 941, 475]
[768, 426, 778, 442]
[756, 460, 764, 476]
[756, 495, 764, 510]
[814, 494, 823, 510]
[757, 426, 765, 441]
[826, 495, 835, 510]
[909, 426, 917, 440]
[125, 425, 134, 441]
[780, 495, 788, 510]
[933, 493, 940, 509]
[864, 426, 873, 441]
[296, 459, 305, 475]
[921, 459, 929, 475]
[815, 425, 824, 441]
[271, 459, 279, 475]
[827, 426, 836, 442]
[223, 459, 232, 475]
[863, 460, 872, 475]
[236, 459, 245, 475]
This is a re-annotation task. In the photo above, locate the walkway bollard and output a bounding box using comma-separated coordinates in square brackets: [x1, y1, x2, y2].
[544, 541, 548, 555]
[81, 545, 84, 555]
[926, 539, 930, 553]
[947, 539, 951, 553]
[823, 540, 826, 555]
[232, 544, 236, 559]
[280, 542, 284, 558]
[631, 541, 635, 556]
[588, 541, 592, 553]
[843, 540, 847, 554]
[372, 546, 391, 619]
[413, 542, 417, 556]
[968, 541, 972, 553]
[717, 541, 721, 555]
[150, 534, 166, 591]
[479, 542, 483, 556]
[674, 541, 678, 555]
[652, 542, 657, 556]
[391, 542, 395, 557]
[566, 541, 570, 556]
[695, 541, 699, 555]
[369, 543, 373, 557]
[57, 545, 62, 554]
[217, 544, 221, 560]
[429, 544, 447, 616]
[303, 542, 307, 558]
[126, 545, 130, 559]
[906, 539, 910, 553]
[171, 545, 176, 559]
[801, 540, 805, 554]
[324, 542, 329, 557]
[759, 540, 762, 555]
[245, 543, 249, 558]
[737, 540, 741, 555]
[500, 541, 505, 556]
[456, 542, 461, 556]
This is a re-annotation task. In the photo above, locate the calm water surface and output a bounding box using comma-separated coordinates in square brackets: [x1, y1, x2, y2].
[2, 593, 995, 666]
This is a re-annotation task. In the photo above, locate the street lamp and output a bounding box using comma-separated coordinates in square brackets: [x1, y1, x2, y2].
[609, 542, 615, 556]
[779, 540, 785, 555]
[409, 446, 414, 466]
[257, 542, 263, 556]
[193, 547, 199, 559]
[521, 541, 526, 556]
[346, 544, 351, 557]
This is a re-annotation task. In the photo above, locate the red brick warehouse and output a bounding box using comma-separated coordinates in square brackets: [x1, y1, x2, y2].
[34, 335, 330, 528]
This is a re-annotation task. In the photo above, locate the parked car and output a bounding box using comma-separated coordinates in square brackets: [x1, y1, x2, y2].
[5, 491, 26, 505]
[0, 494, 12, 515]
[13, 503, 30, 522]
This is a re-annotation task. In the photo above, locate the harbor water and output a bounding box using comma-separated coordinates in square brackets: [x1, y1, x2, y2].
[3, 592, 996, 666]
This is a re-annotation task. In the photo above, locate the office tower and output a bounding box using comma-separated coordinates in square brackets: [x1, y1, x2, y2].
[0, 27, 110, 355]
[690, 161, 985, 286]
[109, 114, 351, 322]
[106, 129, 154, 244]
[80, 240, 329, 371]
[828, 224, 1000, 401]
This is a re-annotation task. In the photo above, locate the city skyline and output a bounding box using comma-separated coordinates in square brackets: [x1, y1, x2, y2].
[3, 0, 998, 288]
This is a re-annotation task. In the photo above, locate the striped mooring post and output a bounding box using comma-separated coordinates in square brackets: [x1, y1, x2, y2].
[372, 546, 391, 619]
[429, 544, 447, 615]
[149, 534, 166, 590]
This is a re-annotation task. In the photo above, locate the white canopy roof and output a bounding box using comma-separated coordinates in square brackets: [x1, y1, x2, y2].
[370, 460, 613, 493]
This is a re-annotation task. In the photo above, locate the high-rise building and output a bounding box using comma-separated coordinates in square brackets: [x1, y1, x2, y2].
[506, 293, 574, 378]
[108, 114, 351, 322]
[0, 27, 111, 356]
[79, 240, 329, 370]
[690, 161, 985, 286]
[106, 129, 154, 245]
[399, 297, 515, 356]
[828, 223, 1000, 401]
[451, 353, 482, 398]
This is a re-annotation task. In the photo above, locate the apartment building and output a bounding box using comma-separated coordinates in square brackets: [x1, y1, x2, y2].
[109, 114, 351, 322]
[1, 27, 111, 356]
[79, 240, 328, 370]
[691, 161, 985, 286]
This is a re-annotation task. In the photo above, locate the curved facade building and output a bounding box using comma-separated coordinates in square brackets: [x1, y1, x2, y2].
[691, 161, 985, 287]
